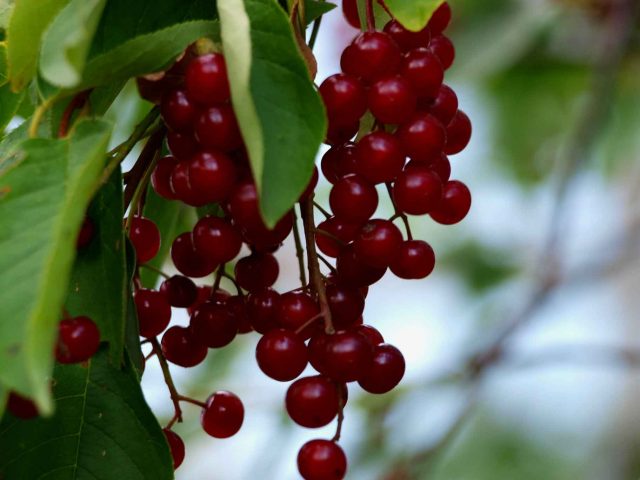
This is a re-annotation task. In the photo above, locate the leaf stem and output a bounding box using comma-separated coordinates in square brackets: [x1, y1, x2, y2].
[386, 183, 412, 240]
[139, 263, 170, 280]
[150, 338, 183, 426]
[293, 208, 308, 287]
[58, 90, 92, 138]
[177, 395, 207, 409]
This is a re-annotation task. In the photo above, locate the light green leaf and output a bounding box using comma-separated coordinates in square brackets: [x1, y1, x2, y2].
[39, 0, 107, 88]
[0, 42, 8, 85]
[0, 348, 173, 479]
[6, 0, 69, 91]
[384, 0, 444, 32]
[218, 0, 326, 226]
[0, 119, 111, 412]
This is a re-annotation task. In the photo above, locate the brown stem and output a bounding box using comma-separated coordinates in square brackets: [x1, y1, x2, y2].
[386, 183, 413, 240]
[177, 395, 207, 409]
[58, 90, 92, 138]
[213, 264, 225, 292]
[150, 338, 183, 426]
[332, 384, 347, 441]
[123, 128, 165, 210]
[293, 208, 308, 287]
[317, 253, 337, 274]
[313, 201, 331, 219]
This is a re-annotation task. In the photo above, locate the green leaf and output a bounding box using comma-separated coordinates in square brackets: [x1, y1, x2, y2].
[5, 0, 69, 91]
[66, 170, 127, 365]
[218, 0, 326, 226]
[39, 0, 107, 88]
[0, 42, 8, 86]
[0, 348, 173, 479]
[384, 0, 444, 32]
[124, 240, 144, 379]
[0, 42, 22, 131]
[0, 119, 112, 412]
[306, 0, 336, 23]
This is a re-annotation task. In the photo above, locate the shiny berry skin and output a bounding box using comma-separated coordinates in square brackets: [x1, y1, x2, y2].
[430, 180, 471, 225]
[315, 216, 360, 258]
[319, 74, 367, 126]
[323, 331, 373, 382]
[393, 166, 443, 215]
[235, 253, 279, 293]
[256, 328, 308, 381]
[76, 216, 95, 249]
[161, 326, 207, 367]
[277, 291, 320, 339]
[152, 155, 179, 199]
[368, 75, 417, 125]
[166, 131, 198, 160]
[129, 216, 161, 264]
[329, 174, 378, 224]
[193, 216, 242, 265]
[187, 150, 237, 204]
[171, 232, 217, 278]
[187, 285, 214, 316]
[401, 48, 444, 100]
[355, 132, 405, 185]
[321, 143, 358, 184]
[55, 316, 100, 364]
[170, 161, 203, 207]
[325, 120, 359, 146]
[429, 154, 452, 183]
[195, 105, 243, 152]
[358, 343, 406, 394]
[336, 244, 387, 288]
[444, 110, 472, 155]
[308, 333, 330, 375]
[396, 113, 446, 162]
[286, 375, 340, 428]
[383, 19, 430, 52]
[354, 219, 403, 268]
[427, 84, 458, 125]
[247, 288, 280, 334]
[134, 289, 172, 338]
[429, 35, 455, 70]
[163, 429, 185, 470]
[391, 240, 436, 279]
[190, 302, 238, 348]
[7, 392, 39, 419]
[297, 440, 347, 480]
[185, 53, 230, 105]
[160, 275, 198, 308]
[427, 2, 452, 35]
[355, 324, 385, 347]
[341, 32, 402, 83]
[326, 284, 365, 330]
[161, 90, 197, 132]
[200, 391, 244, 438]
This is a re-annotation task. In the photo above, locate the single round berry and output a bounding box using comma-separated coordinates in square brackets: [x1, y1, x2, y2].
[193, 216, 242, 265]
[152, 155, 179, 199]
[235, 253, 279, 293]
[401, 48, 444, 100]
[256, 329, 308, 381]
[341, 31, 402, 83]
[393, 166, 443, 215]
[76, 216, 95, 249]
[321, 143, 358, 184]
[286, 375, 340, 428]
[390, 240, 436, 279]
[354, 219, 404, 268]
[336, 244, 387, 288]
[247, 288, 280, 334]
[358, 343, 406, 394]
[427, 2, 452, 35]
[298, 439, 348, 480]
[161, 326, 208, 367]
[160, 275, 198, 308]
[7, 392, 38, 419]
[195, 105, 243, 151]
[134, 289, 172, 338]
[56, 316, 100, 364]
[326, 284, 365, 330]
[323, 330, 373, 382]
[201, 391, 244, 438]
[190, 302, 238, 348]
[342, 0, 360, 28]
[430, 180, 471, 225]
[427, 84, 458, 125]
[170, 160, 203, 207]
[354, 131, 405, 184]
[325, 120, 359, 146]
[396, 113, 446, 162]
[429, 34, 455, 70]
[171, 232, 217, 278]
[277, 291, 321, 339]
[166, 131, 198, 161]
[444, 110, 472, 155]
[319, 74, 367, 126]
[429, 153, 452, 183]
[315, 216, 360, 258]
[163, 429, 185, 470]
[161, 89, 197, 132]
[187, 150, 237, 204]
[329, 174, 378, 224]
[185, 53, 231, 105]
[368, 75, 417, 125]
[308, 333, 331, 375]
[355, 324, 385, 347]
[129, 216, 161, 264]
[383, 19, 431, 52]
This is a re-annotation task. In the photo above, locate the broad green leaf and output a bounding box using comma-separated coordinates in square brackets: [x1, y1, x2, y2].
[218, 0, 326, 226]
[0, 42, 22, 131]
[39, 0, 107, 88]
[0, 42, 7, 85]
[0, 348, 173, 479]
[0, 119, 112, 412]
[306, 0, 337, 23]
[124, 240, 144, 379]
[5, 0, 69, 91]
[66, 170, 127, 365]
[384, 0, 444, 32]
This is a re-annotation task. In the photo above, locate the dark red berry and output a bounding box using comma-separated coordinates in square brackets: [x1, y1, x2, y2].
[161, 326, 207, 367]
[355, 324, 384, 347]
[427, 84, 458, 125]
[444, 110, 471, 155]
[330, 174, 378, 223]
[278, 291, 320, 339]
[326, 284, 365, 330]
[396, 113, 446, 162]
[187, 150, 237, 204]
[354, 219, 403, 268]
[190, 302, 238, 348]
[315, 216, 360, 258]
[308, 333, 331, 375]
[336, 244, 387, 287]
[161, 90, 197, 132]
[166, 131, 198, 161]
[256, 328, 308, 381]
[228, 295, 253, 334]
[235, 253, 279, 293]
[393, 166, 443, 215]
[160, 275, 198, 308]
[341, 32, 402, 83]
[355, 131, 405, 185]
[384, 20, 430, 53]
[193, 216, 242, 265]
[195, 106, 243, 152]
[163, 429, 185, 470]
[171, 232, 217, 278]
[185, 53, 231, 105]
[129, 216, 161, 264]
[247, 288, 280, 334]
[298, 439, 347, 480]
[427, 2, 452, 35]
[201, 391, 244, 438]
[170, 161, 204, 207]
[430, 180, 471, 225]
[368, 75, 417, 125]
[76, 216, 95, 249]
[134, 289, 172, 338]
[187, 285, 214, 316]
[390, 240, 436, 279]
[321, 143, 358, 184]
[319, 74, 367, 126]
[429, 35, 455, 70]
[358, 343, 405, 394]
[56, 316, 100, 364]
[286, 375, 340, 428]
[342, 0, 360, 28]
[152, 155, 179, 199]
[7, 392, 38, 419]
[401, 48, 444, 100]
[323, 330, 373, 382]
[325, 120, 359, 146]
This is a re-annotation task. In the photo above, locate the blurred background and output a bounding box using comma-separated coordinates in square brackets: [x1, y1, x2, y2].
[100, 0, 640, 478]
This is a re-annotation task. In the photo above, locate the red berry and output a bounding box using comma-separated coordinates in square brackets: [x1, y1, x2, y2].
[185, 53, 231, 105]
[396, 113, 446, 162]
[308, 333, 331, 375]
[341, 32, 402, 83]
[76, 216, 94, 249]
[247, 288, 280, 334]
[7, 392, 38, 419]
[426, 84, 458, 125]
[427, 2, 452, 35]
[315, 216, 360, 258]
[325, 120, 359, 146]
[319, 74, 367, 126]
[393, 166, 443, 215]
[298, 439, 347, 480]
[160, 275, 198, 308]
[336, 244, 387, 287]
[193, 216, 242, 265]
[429, 35, 455, 70]
[358, 343, 405, 394]
[235, 253, 279, 292]
[195, 106, 243, 152]
[390, 240, 436, 279]
[329, 174, 378, 224]
[444, 110, 471, 155]
[129, 216, 161, 264]
[355, 131, 405, 185]
[323, 330, 373, 382]
[321, 143, 358, 184]
[430, 180, 471, 225]
[286, 375, 340, 428]
[428, 153, 452, 183]
[161, 326, 207, 367]
[152, 155, 179, 199]
[171, 232, 217, 278]
[170, 161, 204, 207]
[256, 328, 308, 381]
[187, 285, 214, 316]
[163, 429, 185, 470]
[190, 302, 238, 348]
[342, 0, 360, 28]
[161, 89, 197, 132]
[278, 291, 320, 339]
[326, 284, 365, 330]
[354, 219, 403, 268]
[166, 131, 198, 161]
[401, 48, 444, 100]
[201, 391, 244, 438]
[55, 316, 100, 364]
[383, 19, 430, 52]
[368, 75, 417, 125]
[228, 295, 253, 334]
[355, 324, 384, 347]
[134, 289, 172, 338]
[187, 150, 237, 204]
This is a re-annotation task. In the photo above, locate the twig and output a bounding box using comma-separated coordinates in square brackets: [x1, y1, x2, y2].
[125, 148, 161, 233]
[313, 201, 332, 219]
[123, 128, 165, 210]
[293, 208, 308, 287]
[58, 90, 92, 138]
[386, 183, 412, 240]
[150, 338, 183, 427]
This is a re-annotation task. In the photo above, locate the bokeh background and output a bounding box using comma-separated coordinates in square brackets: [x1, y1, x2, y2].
[98, 0, 640, 478]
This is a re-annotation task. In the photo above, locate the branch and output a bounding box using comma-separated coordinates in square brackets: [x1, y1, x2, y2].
[150, 338, 183, 428]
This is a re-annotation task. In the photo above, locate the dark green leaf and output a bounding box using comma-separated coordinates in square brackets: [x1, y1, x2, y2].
[384, 0, 444, 31]
[124, 240, 144, 379]
[0, 42, 22, 131]
[306, 0, 336, 23]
